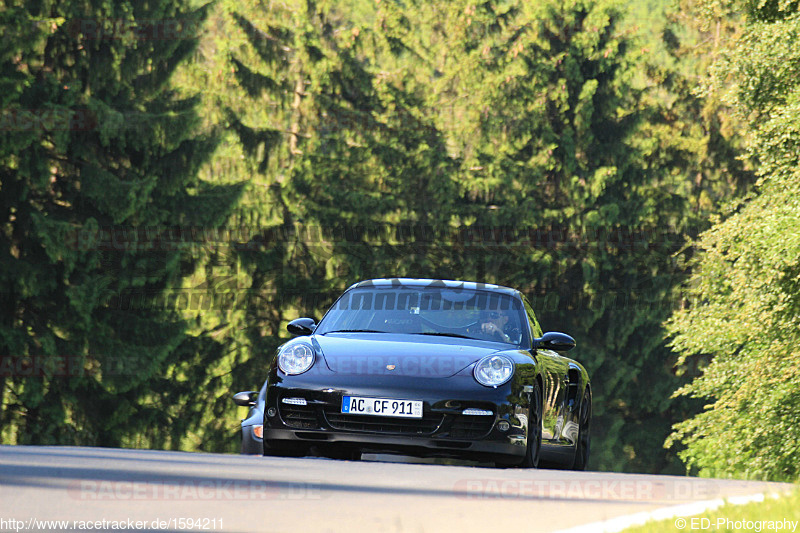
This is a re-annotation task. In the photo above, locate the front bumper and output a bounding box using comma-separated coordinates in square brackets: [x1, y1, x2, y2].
[263, 374, 531, 460]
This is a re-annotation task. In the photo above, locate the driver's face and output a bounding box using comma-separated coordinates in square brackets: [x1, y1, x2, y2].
[487, 311, 509, 325]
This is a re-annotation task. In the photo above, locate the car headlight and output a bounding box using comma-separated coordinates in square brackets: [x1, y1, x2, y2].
[277, 343, 315, 375]
[474, 354, 514, 387]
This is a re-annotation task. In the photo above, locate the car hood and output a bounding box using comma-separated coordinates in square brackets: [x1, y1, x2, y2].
[312, 333, 504, 378]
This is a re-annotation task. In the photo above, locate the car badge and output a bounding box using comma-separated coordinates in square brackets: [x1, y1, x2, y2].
[386, 364, 396, 371]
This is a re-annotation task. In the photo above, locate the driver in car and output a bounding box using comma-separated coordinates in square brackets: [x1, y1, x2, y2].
[480, 310, 514, 343]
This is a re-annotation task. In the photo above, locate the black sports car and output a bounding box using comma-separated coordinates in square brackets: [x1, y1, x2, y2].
[233, 278, 591, 469]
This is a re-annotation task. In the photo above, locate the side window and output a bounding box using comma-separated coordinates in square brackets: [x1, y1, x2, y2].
[522, 295, 543, 339]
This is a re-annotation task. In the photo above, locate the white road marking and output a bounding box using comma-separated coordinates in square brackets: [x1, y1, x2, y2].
[551, 492, 783, 533]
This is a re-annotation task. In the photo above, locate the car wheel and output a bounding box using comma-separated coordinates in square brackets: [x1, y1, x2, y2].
[519, 380, 543, 468]
[318, 446, 361, 461]
[263, 439, 308, 458]
[570, 388, 591, 471]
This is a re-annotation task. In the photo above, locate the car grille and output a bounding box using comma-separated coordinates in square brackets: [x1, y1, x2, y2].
[279, 402, 319, 429]
[447, 415, 495, 439]
[278, 396, 495, 439]
[323, 408, 443, 436]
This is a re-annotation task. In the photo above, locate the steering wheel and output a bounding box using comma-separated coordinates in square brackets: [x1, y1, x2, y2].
[418, 314, 473, 334]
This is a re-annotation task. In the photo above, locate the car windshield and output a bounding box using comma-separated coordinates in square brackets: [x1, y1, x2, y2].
[316, 285, 525, 345]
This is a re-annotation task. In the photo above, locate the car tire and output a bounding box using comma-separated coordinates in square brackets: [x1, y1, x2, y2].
[570, 388, 591, 471]
[519, 380, 542, 469]
[318, 446, 362, 461]
[262, 439, 308, 458]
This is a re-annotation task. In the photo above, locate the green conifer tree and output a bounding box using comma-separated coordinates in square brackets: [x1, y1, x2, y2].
[0, 0, 241, 447]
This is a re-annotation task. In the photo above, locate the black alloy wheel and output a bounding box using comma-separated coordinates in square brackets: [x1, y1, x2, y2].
[520, 380, 543, 468]
[570, 388, 591, 471]
[263, 439, 308, 458]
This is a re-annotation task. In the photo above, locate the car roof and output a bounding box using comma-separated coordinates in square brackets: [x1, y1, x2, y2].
[347, 278, 521, 297]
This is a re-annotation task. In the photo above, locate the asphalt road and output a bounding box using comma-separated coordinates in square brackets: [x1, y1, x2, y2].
[0, 446, 791, 532]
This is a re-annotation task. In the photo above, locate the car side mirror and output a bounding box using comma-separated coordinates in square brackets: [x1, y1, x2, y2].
[233, 391, 258, 407]
[534, 332, 576, 352]
[287, 317, 316, 336]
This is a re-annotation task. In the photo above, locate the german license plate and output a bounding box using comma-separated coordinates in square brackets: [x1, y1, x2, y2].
[341, 396, 423, 418]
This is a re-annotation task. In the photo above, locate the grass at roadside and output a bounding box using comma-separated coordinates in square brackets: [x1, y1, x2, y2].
[621, 487, 800, 533]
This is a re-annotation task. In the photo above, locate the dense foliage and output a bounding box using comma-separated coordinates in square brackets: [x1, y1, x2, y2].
[665, 0, 800, 480]
[1, 0, 784, 478]
[0, 0, 242, 447]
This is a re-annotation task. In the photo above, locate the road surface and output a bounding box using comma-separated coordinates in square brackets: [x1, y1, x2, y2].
[0, 446, 791, 532]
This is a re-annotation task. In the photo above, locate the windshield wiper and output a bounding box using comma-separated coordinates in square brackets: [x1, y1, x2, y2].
[413, 332, 472, 339]
[322, 329, 389, 334]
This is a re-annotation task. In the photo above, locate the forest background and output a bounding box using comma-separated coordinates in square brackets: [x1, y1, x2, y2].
[2, 0, 799, 481]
